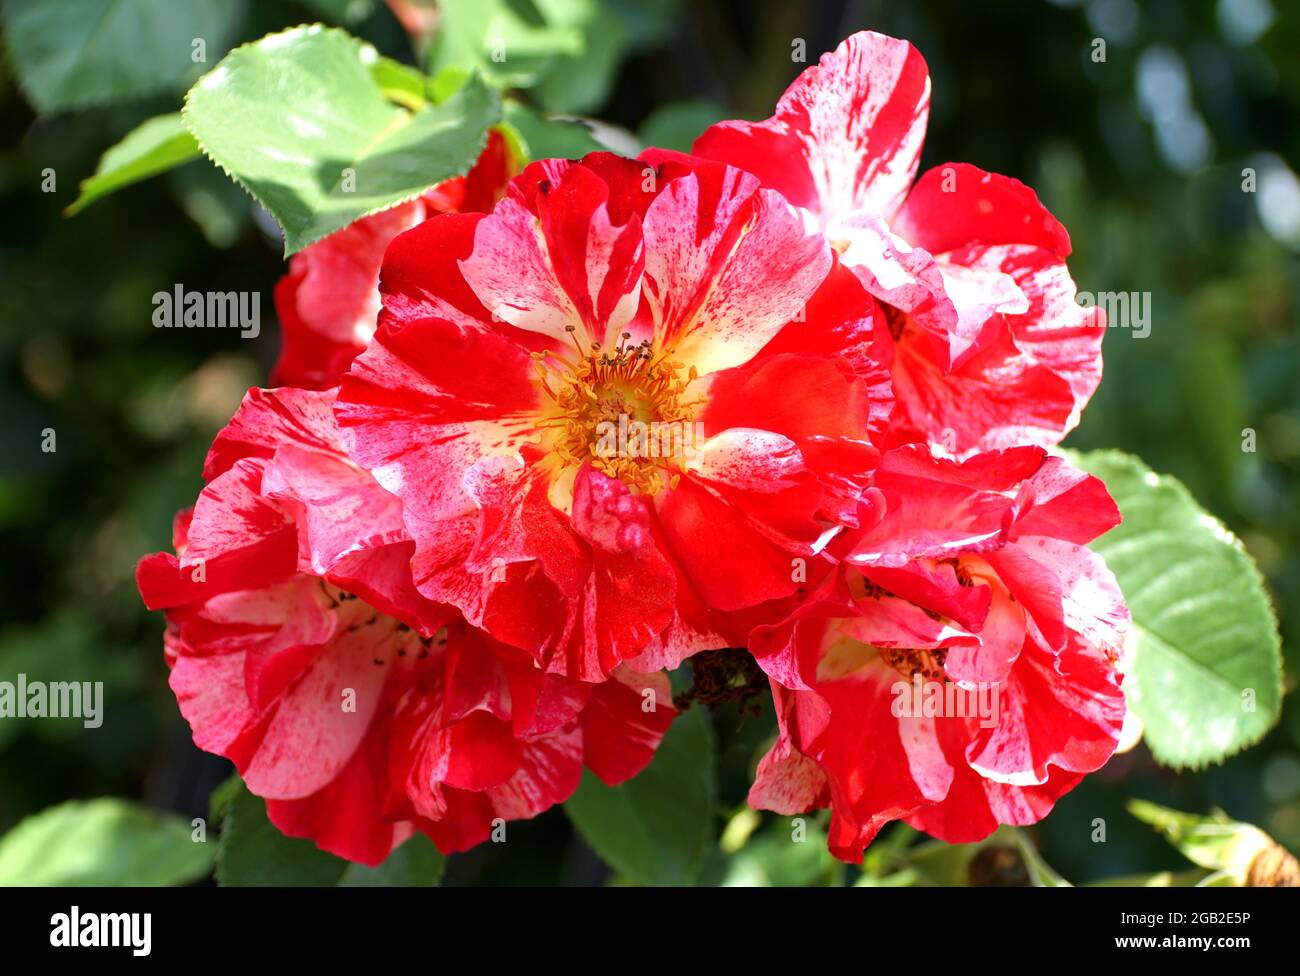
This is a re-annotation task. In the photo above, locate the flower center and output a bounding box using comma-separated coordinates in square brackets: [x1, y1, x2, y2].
[532, 325, 703, 495]
[879, 645, 949, 682]
[672, 647, 768, 715]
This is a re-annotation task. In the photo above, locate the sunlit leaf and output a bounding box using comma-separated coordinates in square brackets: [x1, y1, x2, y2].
[66, 114, 200, 216]
[1072, 450, 1283, 768]
[0, 799, 212, 885]
[565, 706, 715, 885]
[339, 835, 445, 886]
[183, 25, 500, 254]
[215, 781, 347, 886]
[1, 0, 244, 114]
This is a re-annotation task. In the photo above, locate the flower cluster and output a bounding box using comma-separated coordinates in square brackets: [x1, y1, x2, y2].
[139, 30, 1128, 866]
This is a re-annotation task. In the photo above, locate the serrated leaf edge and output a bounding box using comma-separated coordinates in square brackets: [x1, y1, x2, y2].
[179, 23, 497, 256]
[1074, 448, 1284, 771]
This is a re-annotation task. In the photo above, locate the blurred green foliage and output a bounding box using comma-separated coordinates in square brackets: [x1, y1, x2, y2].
[0, 0, 1296, 884]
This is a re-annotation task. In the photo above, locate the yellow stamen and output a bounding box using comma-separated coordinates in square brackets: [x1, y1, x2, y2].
[532, 327, 703, 495]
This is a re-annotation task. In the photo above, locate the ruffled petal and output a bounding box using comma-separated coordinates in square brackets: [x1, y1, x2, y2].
[641, 163, 831, 375]
[693, 30, 930, 223]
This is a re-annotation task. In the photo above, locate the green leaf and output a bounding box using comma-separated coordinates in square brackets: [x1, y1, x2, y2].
[859, 822, 919, 879]
[65, 113, 199, 216]
[368, 55, 428, 111]
[0, 798, 213, 886]
[430, 65, 473, 104]
[1006, 828, 1071, 887]
[339, 835, 445, 886]
[605, 0, 678, 51]
[502, 99, 605, 162]
[565, 705, 716, 885]
[1127, 800, 1243, 870]
[427, 0, 582, 91]
[1071, 450, 1283, 768]
[1, 0, 245, 115]
[1126, 799, 1294, 885]
[531, 0, 629, 114]
[294, 0, 376, 24]
[426, 0, 668, 113]
[208, 772, 243, 824]
[638, 99, 728, 154]
[907, 827, 1070, 887]
[168, 159, 252, 249]
[182, 25, 501, 255]
[718, 816, 841, 887]
[215, 781, 347, 886]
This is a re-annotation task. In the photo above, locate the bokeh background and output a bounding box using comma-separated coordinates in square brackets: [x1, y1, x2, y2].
[0, 0, 1297, 884]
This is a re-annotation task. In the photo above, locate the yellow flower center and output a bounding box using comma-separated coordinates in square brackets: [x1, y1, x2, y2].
[532, 326, 703, 495]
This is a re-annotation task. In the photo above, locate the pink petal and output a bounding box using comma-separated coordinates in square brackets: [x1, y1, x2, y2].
[241, 623, 390, 800]
[641, 164, 831, 375]
[693, 30, 931, 223]
[335, 317, 542, 538]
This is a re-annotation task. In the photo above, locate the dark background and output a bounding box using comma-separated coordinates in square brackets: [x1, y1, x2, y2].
[0, 0, 1296, 884]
